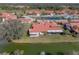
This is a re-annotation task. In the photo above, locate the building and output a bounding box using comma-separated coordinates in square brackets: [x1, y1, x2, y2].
[70, 23, 79, 33]
[27, 10, 41, 16]
[41, 10, 54, 16]
[0, 12, 17, 22]
[18, 18, 33, 23]
[70, 20, 79, 23]
[29, 21, 63, 37]
[55, 20, 68, 24]
[55, 10, 65, 15]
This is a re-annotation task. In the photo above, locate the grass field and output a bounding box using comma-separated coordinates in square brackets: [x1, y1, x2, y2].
[0, 42, 79, 55]
[12, 34, 79, 43]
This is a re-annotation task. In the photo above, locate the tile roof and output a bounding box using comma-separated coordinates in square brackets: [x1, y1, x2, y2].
[55, 20, 68, 24]
[0, 12, 17, 20]
[43, 10, 54, 14]
[70, 20, 79, 23]
[27, 10, 54, 15]
[27, 10, 41, 15]
[18, 18, 32, 23]
[70, 23, 79, 33]
[29, 22, 62, 32]
[55, 10, 65, 14]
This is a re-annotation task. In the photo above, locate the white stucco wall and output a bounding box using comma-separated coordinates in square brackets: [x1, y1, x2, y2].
[2, 18, 5, 22]
[50, 13, 54, 16]
[29, 32, 39, 37]
[39, 32, 44, 35]
[48, 30, 63, 33]
[37, 14, 40, 16]
[29, 32, 44, 37]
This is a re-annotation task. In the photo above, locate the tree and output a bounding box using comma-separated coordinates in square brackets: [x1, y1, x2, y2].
[0, 24, 6, 40]
[67, 17, 71, 24]
[1, 20, 26, 41]
[0, 18, 3, 23]
[10, 49, 24, 55]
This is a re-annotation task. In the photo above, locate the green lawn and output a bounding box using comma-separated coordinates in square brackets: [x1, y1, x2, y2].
[13, 34, 79, 43]
[1, 42, 79, 55]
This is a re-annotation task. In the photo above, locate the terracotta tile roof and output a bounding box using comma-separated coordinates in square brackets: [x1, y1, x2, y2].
[43, 10, 54, 14]
[29, 22, 62, 32]
[27, 10, 55, 15]
[70, 23, 79, 33]
[55, 10, 65, 14]
[70, 20, 79, 23]
[18, 18, 32, 23]
[0, 12, 17, 20]
[27, 10, 41, 15]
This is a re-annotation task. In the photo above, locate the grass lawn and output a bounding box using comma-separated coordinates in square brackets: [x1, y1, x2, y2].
[0, 42, 79, 55]
[12, 34, 79, 43]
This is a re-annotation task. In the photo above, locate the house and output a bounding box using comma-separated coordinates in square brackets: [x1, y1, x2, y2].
[37, 20, 50, 23]
[27, 10, 55, 16]
[70, 23, 79, 33]
[29, 21, 63, 37]
[0, 12, 17, 22]
[63, 20, 79, 33]
[70, 20, 79, 23]
[54, 10, 65, 16]
[18, 18, 33, 23]
[27, 10, 41, 16]
[42, 10, 54, 16]
[55, 20, 68, 24]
